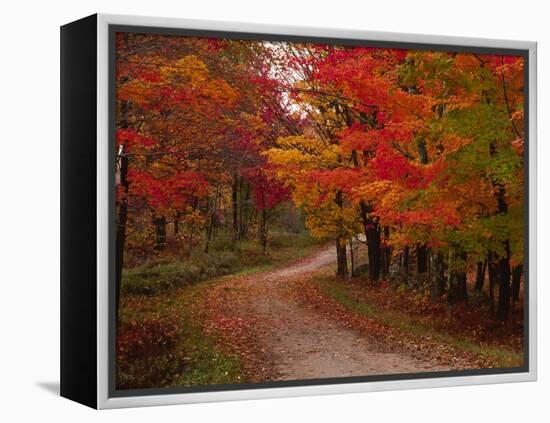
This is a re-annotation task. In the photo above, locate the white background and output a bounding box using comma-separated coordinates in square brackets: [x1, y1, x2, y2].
[0, 0, 547, 421]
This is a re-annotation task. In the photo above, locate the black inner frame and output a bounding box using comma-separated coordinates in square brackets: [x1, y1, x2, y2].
[108, 24, 530, 398]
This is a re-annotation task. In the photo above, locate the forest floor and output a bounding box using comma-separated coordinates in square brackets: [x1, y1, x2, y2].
[203, 245, 482, 382]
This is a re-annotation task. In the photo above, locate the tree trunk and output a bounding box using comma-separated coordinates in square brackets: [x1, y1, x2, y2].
[490, 140, 512, 321]
[366, 223, 381, 281]
[204, 212, 214, 254]
[401, 246, 409, 284]
[474, 260, 487, 292]
[380, 238, 387, 278]
[187, 221, 195, 256]
[153, 216, 167, 251]
[447, 250, 468, 305]
[115, 153, 129, 322]
[487, 251, 497, 312]
[496, 241, 512, 321]
[416, 141, 428, 276]
[430, 252, 445, 303]
[334, 190, 348, 277]
[231, 174, 239, 240]
[359, 201, 381, 281]
[380, 226, 392, 279]
[238, 179, 251, 240]
[438, 253, 446, 296]
[115, 97, 130, 322]
[417, 243, 428, 273]
[351, 150, 382, 280]
[349, 238, 355, 277]
[173, 211, 180, 235]
[511, 265, 523, 306]
[204, 193, 218, 254]
[260, 207, 268, 254]
[383, 226, 392, 276]
[336, 238, 348, 277]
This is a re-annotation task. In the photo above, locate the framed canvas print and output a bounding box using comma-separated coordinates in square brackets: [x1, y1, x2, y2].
[60, 13, 537, 409]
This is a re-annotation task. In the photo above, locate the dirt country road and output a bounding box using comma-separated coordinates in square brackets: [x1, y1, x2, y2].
[204, 246, 451, 382]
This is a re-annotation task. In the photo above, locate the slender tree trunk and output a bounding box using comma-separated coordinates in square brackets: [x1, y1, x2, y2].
[447, 250, 468, 304]
[204, 212, 214, 254]
[398, 253, 402, 275]
[474, 260, 487, 292]
[511, 265, 523, 306]
[417, 243, 428, 273]
[349, 238, 354, 277]
[173, 211, 180, 235]
[379, 227, 391, 279]
[336, 238, 348, 277]
[237, 179, 251, 240]
[153, 216, 167, 251]
[334, 190, 348, 277]
[430, 252, 445, 303]
[115, 153, 129, 322]
[494, 205, 512, 320]
[491, 140, 512, 321]
[231, 174, 239, 240]
[351, 151, 382, 281]
[416, 141, 429, 277]
[401, 246, 409, 284]
[260, 206, 268, 254]
[488, 251, 497, 312]
[366, 223, 381, 281]
[380, 238, 387, 278]
[458, 269, 468, 302]
[383, 226, 392, 276]
[115, 97, 130, 322]
[359, 201, 381, 281]
[187, 223, 195, 256]
[438, 253, 446, 295]
[496, 240, 512, 320]
[204, 192, 218, 254]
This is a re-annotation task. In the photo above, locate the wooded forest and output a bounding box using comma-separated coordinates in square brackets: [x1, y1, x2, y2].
[115, 32, 525, 389]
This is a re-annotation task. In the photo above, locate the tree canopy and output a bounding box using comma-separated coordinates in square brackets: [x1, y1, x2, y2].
[115, 33, 525, 321]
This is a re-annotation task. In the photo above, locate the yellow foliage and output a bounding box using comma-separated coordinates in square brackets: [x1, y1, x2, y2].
[267, 135, 341, 170]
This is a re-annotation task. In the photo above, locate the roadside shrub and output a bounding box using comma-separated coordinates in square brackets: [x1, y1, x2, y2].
[117, 317, 179, 362]
[121, 250, 241, 295]
[121, 231, 318, 295]
[116, 317, 184, 389]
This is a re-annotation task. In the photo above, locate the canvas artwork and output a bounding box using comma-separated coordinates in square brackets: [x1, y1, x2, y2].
[113, 30, 527, 392]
